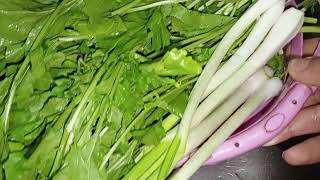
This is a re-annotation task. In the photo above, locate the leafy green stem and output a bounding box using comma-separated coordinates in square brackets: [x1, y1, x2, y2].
[123, 141, 170, 180]
[304, 17, 318, 24]
[99, 109, 150, 170]
[301, 26, 320, 33]
[110, 0, 143, 16]
[126, 0, 190, 14]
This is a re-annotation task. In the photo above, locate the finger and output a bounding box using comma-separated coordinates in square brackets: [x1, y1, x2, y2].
[288, 58, 320, 86]
[282, 135, 320, 166]
[303, 38, 320, 57]
[286, 38, 319, 57]
[304, 90, 320, 108]
[265, 104, 320, 146]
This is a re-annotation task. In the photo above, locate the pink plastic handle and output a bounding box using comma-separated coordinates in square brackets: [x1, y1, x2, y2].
[204, 83, 314, 165]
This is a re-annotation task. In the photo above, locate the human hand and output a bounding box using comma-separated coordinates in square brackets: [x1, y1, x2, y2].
[266, 38, 320, 166]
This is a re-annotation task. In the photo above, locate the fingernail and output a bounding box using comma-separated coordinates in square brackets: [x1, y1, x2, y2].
[282, 151, 290, 164]
[264, 138, 278, 147]
[289, 58, 311, 72]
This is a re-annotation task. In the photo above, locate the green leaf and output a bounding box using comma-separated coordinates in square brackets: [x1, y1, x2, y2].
[14, 72, 34, 103]
[49, 68, 76, 78]
[0, 0, 58, 11]
[40, 97, 69, 118]
[147, 9, 171, 52]
[140, 48, 202, 76]
[4, 64, 19, 77]
[131, 121, 166, 146]
[30, 48, 53, 91]
[26, 124, 65, 178]
[83, 0, 126, 23]
[191, 47, 212, 62]
[165, 91, 188, 117]
[8, 142, 24, 152]
[0, 75, 13, 104]
[74, 16, 127, 39]
[8, 108, 43, 144]
[170, 4, 235, 37]
[52, 144, 102, 180]
[5, 44, 25, 63]
[52, 78, 73, 97]
[0, 55, 5, 73]
[267, 54, 285, 79]
[28, 92, 52, 112]
[44, 52, 66, 68]
[0, 7, 49, 44]
[144, 108, 166, 127]
[3, 152, 35, 180]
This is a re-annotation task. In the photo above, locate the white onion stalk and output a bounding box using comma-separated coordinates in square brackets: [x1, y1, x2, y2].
[172, 78, 283, 180]
[192, 8, 304, 128]
[201, 0, 285, 100]
[164, 67, 272, 141]
[170, 0, 281, 162]
[186, 67, 273, 153]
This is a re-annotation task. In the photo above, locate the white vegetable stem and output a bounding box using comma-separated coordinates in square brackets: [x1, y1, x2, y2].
[192, 8, 304, 127]
[164, 66, 272, 145]
[186, 67, 273, 153]
[172, 78, 283, 180]
[177, 0, 281, 150]
[201, 0, 285, 100]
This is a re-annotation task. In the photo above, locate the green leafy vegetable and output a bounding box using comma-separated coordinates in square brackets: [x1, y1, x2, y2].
[140, 48, 202, 76]
[0, 0, 294, 179]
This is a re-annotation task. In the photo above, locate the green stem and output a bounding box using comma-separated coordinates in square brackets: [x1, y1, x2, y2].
[81, 104, 101, 159]
[99, 109, 150, 170]
[198, 0, 218, 11]
[187, 0, 202, 9]
[58, 35, 90, 42]
[123, 141, 170, 180]
[126, 0, 189, 14]
[170, 35, 185, 41]
[300, 26, 320, 33]
[110, 0, 143, 16]
[304, 17, 318, 24]
[158, 134, 181, 179]
[139, 156, 164, 179]
[61, 46, 80, 55]
[162, 114, 180, 132]
[183, 23, 233, 50]
[214, 2, 232, 15]
[50, 61, 110, 175]
[143, 86, 172, 102]
[107, 141, 138, 174]
[66, 63, 108, 135]
[86, 63, 125, 162]
[174, 31, 216, 48]
[230, 1, 239, 17]
[237, 0, 250, 9]
[157, 78, 198, 101]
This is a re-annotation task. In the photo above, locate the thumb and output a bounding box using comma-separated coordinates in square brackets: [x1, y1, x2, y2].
[288, 58, 320, 86]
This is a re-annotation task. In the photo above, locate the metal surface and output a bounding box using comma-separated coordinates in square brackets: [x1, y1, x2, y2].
[191, 147, 320, 180]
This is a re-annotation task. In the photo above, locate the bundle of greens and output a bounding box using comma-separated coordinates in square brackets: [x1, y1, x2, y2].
[0, 0, 318, 180]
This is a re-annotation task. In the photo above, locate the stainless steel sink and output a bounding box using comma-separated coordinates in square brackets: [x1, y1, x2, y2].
[191, 146, 320, 180]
